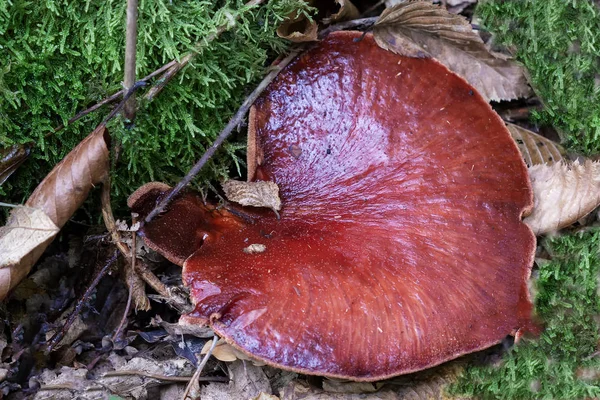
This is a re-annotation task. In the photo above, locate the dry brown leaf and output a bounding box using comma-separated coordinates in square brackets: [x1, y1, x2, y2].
[276, 0, 359, 42]
[0, 144, 30, 186]
[26, 126, 110, 227]
[322, 0, 360, 25]
[373, 0, 531, 102]
[525, 160, 600, 234]
[276, 10, 318, 43]
[222, 180, 282, 215]
[507, 123, 566, 167]
[0, 206, 59, 299]
[0, 126, 110, 300]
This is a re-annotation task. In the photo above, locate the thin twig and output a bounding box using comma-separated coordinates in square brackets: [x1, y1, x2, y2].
[52, 61, 176, 134]
[182, 335, 219, 400]
[318, 16, 378, 38]
[123, 0, 139, 121]
[46, 251, 118, 352]
[103, 370, 229, 383]
[113, 279, 133, 342]
[51, 0, 263, 134]
[144, 47, 303, 224]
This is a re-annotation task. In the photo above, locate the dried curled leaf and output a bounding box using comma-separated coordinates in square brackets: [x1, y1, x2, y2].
[27, 126, 110, 227]
[525, 160, 600, 235]
[507, 123, 566, 167]
[276, 0, 359, 42]
[322, 0, 360, 25]
[0, 126, 109, 300]
[0, 206, 59, 299]
[276, 11, 318, 43]
[373, 0, 531, 102]
[222, 180, 282, 215]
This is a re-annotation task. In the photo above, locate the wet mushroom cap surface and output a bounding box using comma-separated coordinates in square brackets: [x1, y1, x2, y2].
[131, 31, 535, 381]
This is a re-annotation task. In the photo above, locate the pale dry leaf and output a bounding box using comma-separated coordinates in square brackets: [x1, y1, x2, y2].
[222, 180, 282, 215]
[525, 160, 600, 235]
[507, 123, 566, 167]
[322, 0, 360, 25]
[201, 360, 271, 400]
[202, 339, 239, 362]
[0, 206, 59, 299]
[373, 0, 531, 102]
[0, 126, 109, 300]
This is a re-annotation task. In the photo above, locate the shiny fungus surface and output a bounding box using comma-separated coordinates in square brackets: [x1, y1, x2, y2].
[130, 31, 535, 381]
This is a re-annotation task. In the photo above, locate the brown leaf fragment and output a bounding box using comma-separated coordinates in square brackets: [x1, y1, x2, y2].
[373, 0, 532, 102]
[507, 123, 566, 167]
[26, 125, 110, 228]
[322, 0, 360, 25]
[0, 144, 30, 186]
[525, 160, 600, 235]
[277, 11, 318, 43]
[222, 180, 282, 215]
[0, 206, 59, 300]
[0, 126, 110, 300]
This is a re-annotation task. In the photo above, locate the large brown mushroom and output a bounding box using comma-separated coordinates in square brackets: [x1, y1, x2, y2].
[129, 31, 535, 381]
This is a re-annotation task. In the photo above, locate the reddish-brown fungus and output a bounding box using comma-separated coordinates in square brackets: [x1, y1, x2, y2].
[129, 31, 535, 381]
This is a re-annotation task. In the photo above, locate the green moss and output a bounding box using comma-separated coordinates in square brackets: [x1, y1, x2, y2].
[449, 230, 600, 399]
[0, 0, 310, 210]
[476, 0, 600, 155]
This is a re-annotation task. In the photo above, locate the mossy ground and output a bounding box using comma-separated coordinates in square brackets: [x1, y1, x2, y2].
[449, 2, 600, 397]
[0, 0, 309, 215]
[450, 231, 600, 399]
[477, 0, 600, 155]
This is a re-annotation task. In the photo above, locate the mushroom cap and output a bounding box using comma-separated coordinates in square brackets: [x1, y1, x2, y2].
[130, 31, 535, 381]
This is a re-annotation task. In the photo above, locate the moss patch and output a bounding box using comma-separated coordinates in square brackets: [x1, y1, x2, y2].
[449, 230, 600, 399]
[0, 0, 310, 211]
[477, 0, 600, 155]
